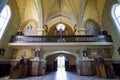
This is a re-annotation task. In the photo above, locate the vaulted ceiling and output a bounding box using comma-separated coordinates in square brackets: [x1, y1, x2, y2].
[15, 0, 106, 30]
[41, 0, 86, 23]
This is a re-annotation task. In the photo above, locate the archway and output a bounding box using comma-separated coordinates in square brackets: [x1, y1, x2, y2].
[47, 23, 74, 36]
[45, 51, 78, 72]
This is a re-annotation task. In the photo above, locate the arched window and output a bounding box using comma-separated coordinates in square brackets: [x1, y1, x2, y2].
[56, 23, 66, 31]
[55, 23, 67, 36]
[111, 3, 120, 35]
[0, 5, 11, 39]
[85, 19, 100, 35]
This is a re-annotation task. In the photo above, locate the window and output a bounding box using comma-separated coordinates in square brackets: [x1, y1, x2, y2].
[0, 5, 11, 39]
[111, 4, 120, 35]
[56, 23, 66, 31]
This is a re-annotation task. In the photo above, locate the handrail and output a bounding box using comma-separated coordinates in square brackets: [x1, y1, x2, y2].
[9, 35, 113, 43]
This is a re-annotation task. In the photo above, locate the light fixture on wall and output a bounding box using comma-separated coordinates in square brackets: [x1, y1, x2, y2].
[0, 47, 5, 56]
[82, 49, 87, 57]
[16, 0, 27, 35]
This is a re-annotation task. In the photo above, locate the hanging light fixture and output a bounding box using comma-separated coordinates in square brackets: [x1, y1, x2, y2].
[17, 0, 27, 35]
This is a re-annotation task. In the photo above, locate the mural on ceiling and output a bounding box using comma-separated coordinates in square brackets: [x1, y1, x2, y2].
[23, 20, 38, 35]
[85, 19, 100, 35]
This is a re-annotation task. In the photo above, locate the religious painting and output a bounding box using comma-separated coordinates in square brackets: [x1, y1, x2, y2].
[99, 48, 112, 58]
[27, 25, 33, 33]
[86, 48, 112, 59]
[85, 19, 100, 35]
[11, 49, 18, 59]
[23, 20, 38, 35]
[21, 50, 26, 57]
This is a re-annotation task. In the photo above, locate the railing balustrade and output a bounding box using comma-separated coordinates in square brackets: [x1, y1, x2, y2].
[9, 35, 113, 43]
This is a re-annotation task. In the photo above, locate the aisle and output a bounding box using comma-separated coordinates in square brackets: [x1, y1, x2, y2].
[0, 70, 120, 80]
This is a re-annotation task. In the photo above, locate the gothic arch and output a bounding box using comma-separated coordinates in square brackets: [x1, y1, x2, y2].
[47, 16, 75, 30]
[84, 19, 102, 35]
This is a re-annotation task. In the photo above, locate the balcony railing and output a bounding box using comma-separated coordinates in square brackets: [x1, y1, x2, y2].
[9, 35, 113, 43]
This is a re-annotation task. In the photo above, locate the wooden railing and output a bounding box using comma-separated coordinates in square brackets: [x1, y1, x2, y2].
[9, 35, 113, 43]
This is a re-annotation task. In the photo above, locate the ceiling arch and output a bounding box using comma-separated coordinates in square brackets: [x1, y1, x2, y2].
[47, 16, 75, 29]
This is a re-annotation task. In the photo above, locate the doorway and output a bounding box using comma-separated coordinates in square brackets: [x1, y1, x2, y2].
[57, 56, 65, 71]
[53, 55, 69, 71]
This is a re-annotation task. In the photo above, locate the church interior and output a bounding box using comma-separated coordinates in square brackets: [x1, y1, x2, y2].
[0, 0, 120, 80]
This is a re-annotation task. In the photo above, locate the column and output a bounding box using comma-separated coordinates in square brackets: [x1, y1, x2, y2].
[39, 60, 46, 75]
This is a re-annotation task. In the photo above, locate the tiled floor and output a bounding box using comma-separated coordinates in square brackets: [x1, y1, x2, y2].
[0, 70, 120, 80]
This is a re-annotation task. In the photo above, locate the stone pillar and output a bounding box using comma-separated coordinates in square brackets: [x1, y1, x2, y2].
[77, 60, 95, 76]
[10, 59, 20, 79]
[36, 28, 44, 35]
[39, 60, 46, 75]
[77, 28, 86, 35]
[31, 60, 40, 76]
[76, 61, 80, 75]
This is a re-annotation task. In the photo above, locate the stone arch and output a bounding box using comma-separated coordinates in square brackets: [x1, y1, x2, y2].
[43, 50, 79, 61]
[47, 16, 75, 30]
